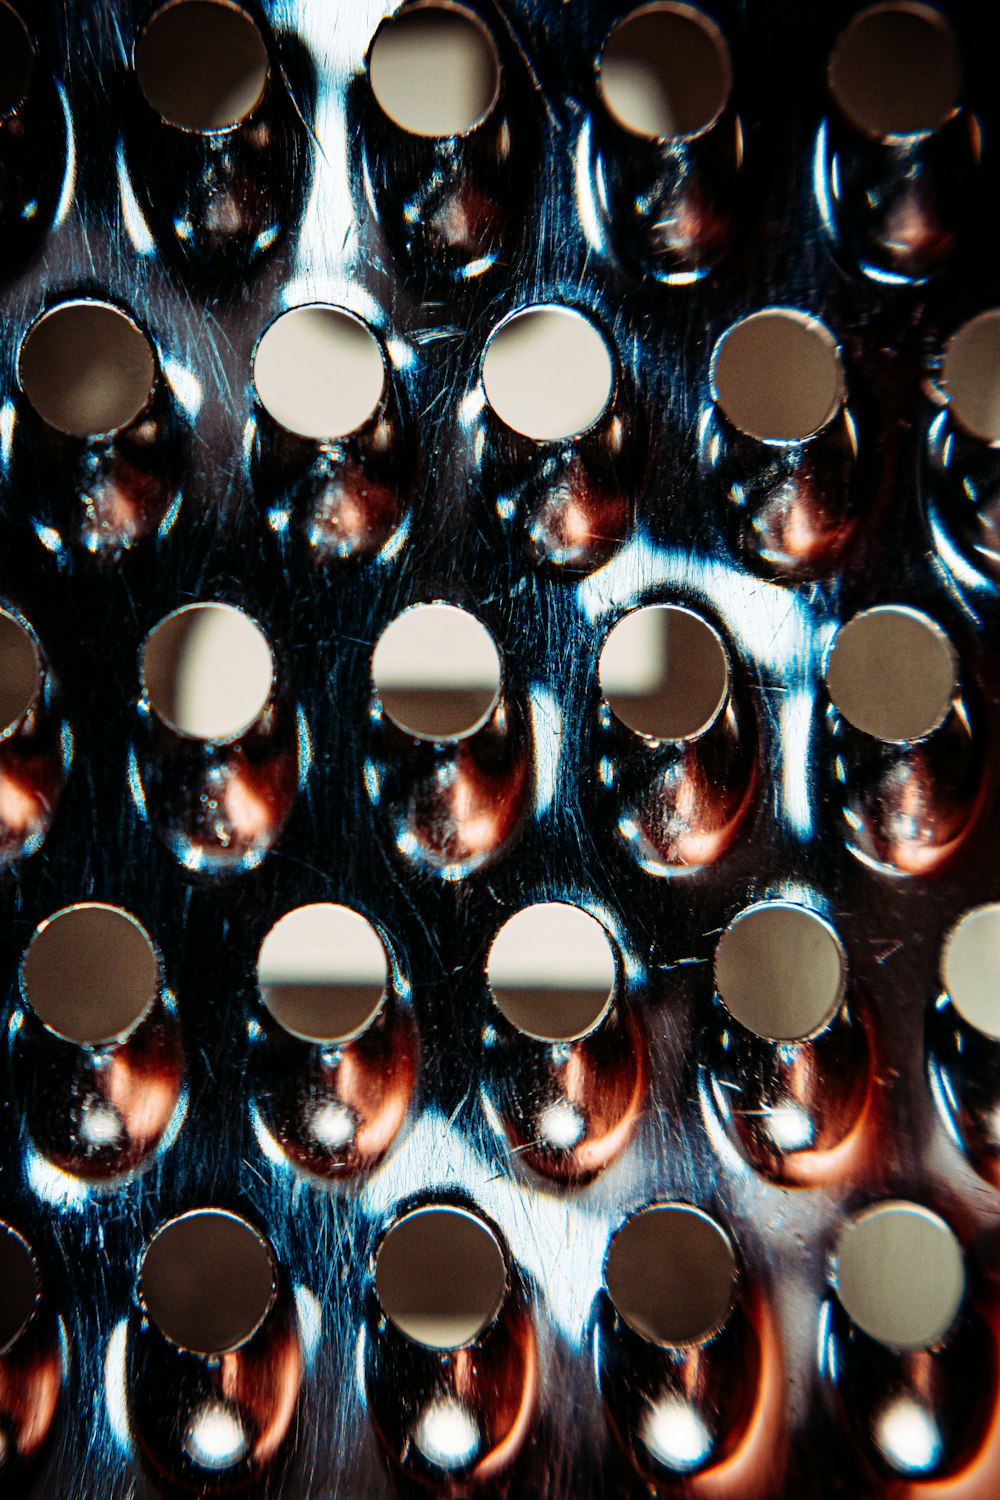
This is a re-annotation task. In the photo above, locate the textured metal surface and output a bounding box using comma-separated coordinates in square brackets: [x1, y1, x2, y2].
[4, 0, 1000, 1495]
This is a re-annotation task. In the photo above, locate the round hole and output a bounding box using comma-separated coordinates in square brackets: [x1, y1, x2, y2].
[829, 2, 961, 139]
[487, 902, 617, 1042]
[21, 904, 161, 1046]
[141, 604, 274, 742]
[598, 2, 732, 139]
[482, 306, 615, 442]
[599, 605, 729, 740]
[0, 608, 40, 738]
[942, 905, 1000, 1039]
[135, 0, 269, 133]
[942, 310, 1000, 445]
[825, 606, 957, 743]
[0, 1224, 38, 1355]
[835, 1202, 965, 1349]
[0, 3, 34, 118]
[605, 1204, 736, 1346]
[712, 309, 844, 443]
[372, 603, 501, 740]
[140, 1210, 276, 1355]
[375, 1206, 507, 1349]
[368, 4, 500, 139]
[253, 306, 387, 442]
[18, 302, 156, 440]
[257, 904, 388, 1042]
[715, 902, 846, 1042]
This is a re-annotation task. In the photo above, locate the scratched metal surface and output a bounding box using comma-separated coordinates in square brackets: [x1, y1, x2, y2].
[4, 0, 1000, 1496]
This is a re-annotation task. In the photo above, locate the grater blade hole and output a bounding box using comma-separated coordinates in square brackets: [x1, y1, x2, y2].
[21, 904, 160, 1046]
[482, 306, 614, 442]
[825, 605, 957, 743]
[18, 301, 156, 440]
[0, 2, 33, 118]
[942, 905, 1000, 1039]
[715, 903, 845, 1042]
[605, 1204, 736, 1346]
[368, 4, 500, 139]
[135, 0, 269, 133]
[253, 306, 386, 442]
[0, 608, 40, 736]
[375, 1206, 507, 1349]
[0, 1224, 37, 1354]
[598, 2, 732, 140]
[712, 309, 844, 443]
[372, 603, 501, 740]
[942, 309, 1000, 444]
[487, 902, 616, 1042]
[141, 604, 274, 742]
[600, 605, 729, 741]
[140, 1210, 276, 1355]
[258, 903, 388, 1043]
[834, 1203, 964, 1350]
[828, 2, 961, 140]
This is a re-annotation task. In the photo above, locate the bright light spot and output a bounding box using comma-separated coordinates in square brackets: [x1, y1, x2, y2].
[81, 1103, 123, 1147]
[539, 1100, 585, 1149]
[641, 1395, 713, 1473]
[875, 1397, 942, 1475]
[294, 1285, 323, 1366]
[767, 1103, 814, 1152]
[162, 357, 203, 419]
[414, 1398, 480, 1470]
[183, 1402, 249, 1471]
[311, 1101, 355, 1149]
[104, 1319, 132, 1451]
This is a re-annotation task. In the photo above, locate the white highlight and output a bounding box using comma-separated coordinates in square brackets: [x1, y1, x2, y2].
[875, 1397, 943, 1475]
[641, 1396, 713, 1473]
[183, 1402, 249, 1471]
[414, 1398, 480, 1470]
[539, 1100, 585, 1149]
[104, 1319, 132, 1451]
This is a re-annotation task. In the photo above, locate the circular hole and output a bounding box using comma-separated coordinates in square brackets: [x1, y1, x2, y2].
[599, 605, 729, 740]
[715, 902, 846, 1042]
[482, 306, 615, 442]
[605, 1204, 736, 1346]
[825, 606, 957, 743]
[375, 1206, 507, 1349]
[0, 608, 40, 738]
[942, 310, 1000, 445]
[712, 309, 844, 443]
[372, 603, 501, 740]
[21, 904, 161, 1046]
[135, 0, 269, 133]
[829, 2, 961, 139]
[0, 3, 34, 118]
[487, 902, 617, 1042]
[141, 604, 274, 742]
[257, 904, 388, 1042]
[835, 1202, 965, 1349]
[598, 2, 732, 139]
[368, 3, 500, 138]
[253, 306, 387, 442]
[140, 1210, 277, 1355]
[942, 905, 1000, 1039]
[18, 302, 156, 440]
[0, 1224, 38, 1355]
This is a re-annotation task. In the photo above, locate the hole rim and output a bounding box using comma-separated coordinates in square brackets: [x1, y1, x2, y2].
[481, 303, 617, 444]
[139, 602, 276, 745]
[599, 603, 732, 744]
[366, 0, 502, 141]
[604, 1201, 739, 1349]
[941, 309, 1000, 446]
[17, 299, 159, 442]
[256, 901, 391, 1045]
[714, 899, 848, 1043]
[710, 307, 846, 446]
[251, 303, 390, 442]
[371, 601, 503, 743]
[596, 0, 734, 143]
[0, 1, 35, 120]
[827, 0, 962, 143]
[19, 902, 164, 1047]
[0, 605, 44, 743]
[486, 900, 619, 1043]
[833, 1199, 966, 1351]
[374, 1203, 510, 1351]
[941, 903, 1000, 1040]
[824, 604, 959, 746]
[134, 0, 272, 136]
[138, 1208, 278, 1356]
[0, 1221, 41, 1356]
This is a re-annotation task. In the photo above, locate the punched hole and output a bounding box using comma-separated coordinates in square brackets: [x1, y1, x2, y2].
[942, 905, 1000, 1039]
[0, 609, 40, 738]
[375, 1206, 507, 1349]
[598, 2, 732, 139]
[18, 302, 156, 440]
[606, 1204, 736, 1345]
[135, 0, 269, 132]
[21, 904, 160, 1046]
[141, 603, 274, 742]
[140, 1210, 276, 1355]
[715, 902, 846, 1042]
[482, 306, 614, 442]
[0, 1224, 38, 1355]
[942, 310, 1000, 445]
[258, 904, 388, 1042]
[368, 3, 500, 138]
[825, 605, 957, 743]
[0, 3, 33, 118]
[487, 902, 616, 1042]
[372, 603, 501, 740]
[829, 2, 961, 139]
[712, 309, 844, 443]
[835, 1202, 964, 1349]
[600, 605, 729, 740]
[253, 306, 387, 442]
